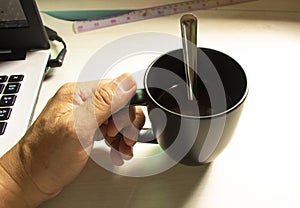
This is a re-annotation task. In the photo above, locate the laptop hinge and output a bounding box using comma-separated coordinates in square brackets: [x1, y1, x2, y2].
[0, 49, 26, 61]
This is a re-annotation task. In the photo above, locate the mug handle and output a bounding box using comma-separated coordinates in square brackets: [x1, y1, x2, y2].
[128, 88, 149, 106]
[127, 89, 158, 144]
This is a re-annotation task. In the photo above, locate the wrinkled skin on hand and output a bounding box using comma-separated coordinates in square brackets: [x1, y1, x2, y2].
[0, 73, 145, 207]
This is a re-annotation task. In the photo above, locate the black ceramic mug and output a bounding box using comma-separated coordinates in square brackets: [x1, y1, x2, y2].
[129, 47, 248, 165]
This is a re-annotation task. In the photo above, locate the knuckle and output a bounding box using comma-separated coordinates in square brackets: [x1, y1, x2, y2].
[95, 81, 118, 108]
[56, 83, 75, 98]
[134, 107, 146, 128]
[128, 107, 136, 122]
[96, 86, 113, 107]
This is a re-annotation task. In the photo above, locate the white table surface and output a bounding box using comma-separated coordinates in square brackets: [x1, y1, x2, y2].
[35, 0, 300, 207]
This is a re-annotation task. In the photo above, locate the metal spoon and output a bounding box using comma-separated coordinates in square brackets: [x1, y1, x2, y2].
[180, 14, 198, 101]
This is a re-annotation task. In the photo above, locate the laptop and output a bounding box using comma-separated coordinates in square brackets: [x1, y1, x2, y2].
[0, 0, 50, 157]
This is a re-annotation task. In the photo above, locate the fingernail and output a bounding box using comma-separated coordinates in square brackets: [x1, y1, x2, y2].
[122, 153, 133, 161]
[117, 74, 136, 93]
[110, 149, 124, 166]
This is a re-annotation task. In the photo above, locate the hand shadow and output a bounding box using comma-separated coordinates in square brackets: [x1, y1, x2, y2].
[39, 143, 212, 208]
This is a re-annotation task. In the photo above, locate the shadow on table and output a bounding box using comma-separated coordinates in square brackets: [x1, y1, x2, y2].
[39, 147, 212, 208]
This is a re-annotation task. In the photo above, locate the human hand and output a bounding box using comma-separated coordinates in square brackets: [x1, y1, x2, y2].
[0, 73, 145, 207]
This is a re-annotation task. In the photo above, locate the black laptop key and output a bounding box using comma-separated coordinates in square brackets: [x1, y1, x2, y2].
[0, 84, 4, 94]
[0, 122, 7, 135]
[8, 75, 24, 82]
[0, 76, 8, 83]
[4, 83, 21, 94]
[0, 108, 12, 120]
[0, 95, 17, 107]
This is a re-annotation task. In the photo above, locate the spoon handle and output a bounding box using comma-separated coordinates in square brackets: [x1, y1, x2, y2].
[180, 14, 198, 100]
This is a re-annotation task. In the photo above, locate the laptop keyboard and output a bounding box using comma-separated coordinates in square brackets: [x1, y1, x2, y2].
[0, 74, 24, 135]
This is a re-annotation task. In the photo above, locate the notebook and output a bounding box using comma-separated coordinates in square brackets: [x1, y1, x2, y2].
[0, 0, 50, 157]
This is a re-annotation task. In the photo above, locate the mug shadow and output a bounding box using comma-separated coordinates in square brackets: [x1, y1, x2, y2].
[39, 146, 212, 208]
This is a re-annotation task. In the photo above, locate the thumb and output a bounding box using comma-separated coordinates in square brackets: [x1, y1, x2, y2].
[91, 73, 137, 125]
[72, 73, 136, 148]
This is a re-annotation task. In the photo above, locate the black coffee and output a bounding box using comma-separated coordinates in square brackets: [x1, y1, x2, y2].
[157, 84, 231, 116]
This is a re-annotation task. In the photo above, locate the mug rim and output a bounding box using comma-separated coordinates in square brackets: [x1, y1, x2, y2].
[143, 47, 249, 119]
